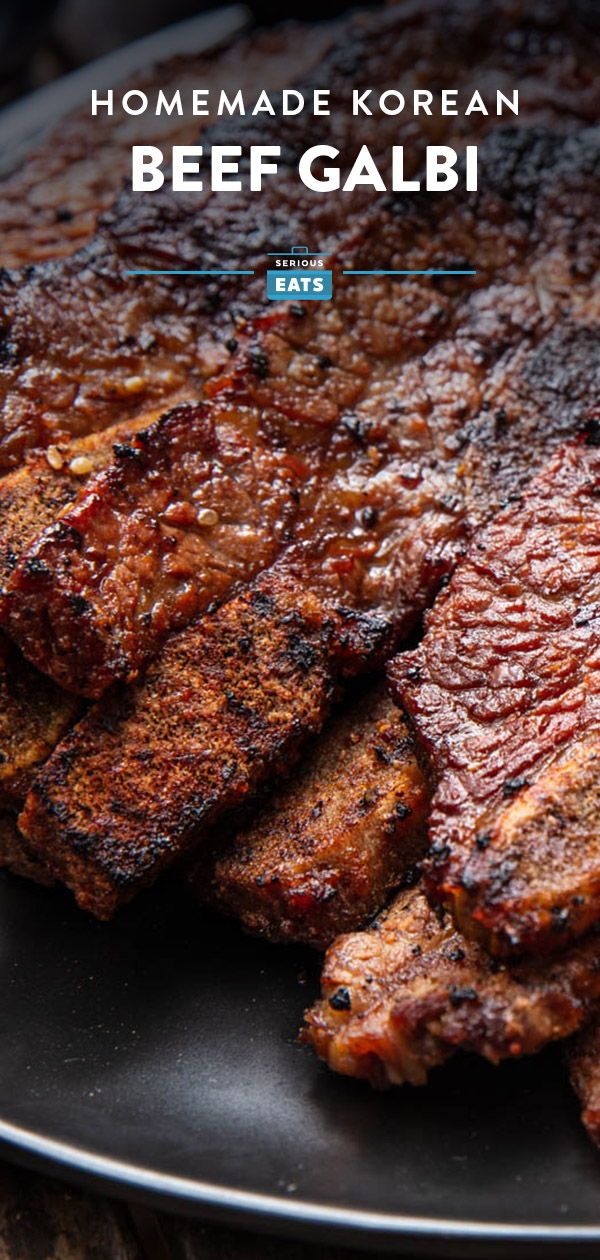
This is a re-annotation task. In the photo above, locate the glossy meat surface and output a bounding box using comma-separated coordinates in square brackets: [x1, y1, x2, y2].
[0, 9, 594, 822]
[391, 441, 600, 958]
[2, 401, 302, 695]
[303, 885, 600, 1086]
[17, 127, 600, 917]
[0, 407, 183, 803]
[0, 0, 597, 471]
[198, 684, 428, 948]
[4, 123, 598, 697]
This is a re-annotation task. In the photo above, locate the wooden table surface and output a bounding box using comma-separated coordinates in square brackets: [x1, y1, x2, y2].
[0, 1157, 433, 1260]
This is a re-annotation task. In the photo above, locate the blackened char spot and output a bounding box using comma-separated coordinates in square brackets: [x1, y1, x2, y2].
[286, 632, 318, 674]
[329, 986, 352, 1011]
[69, 594, 91, 616]
[249, 345, 269, 379]
[502, 776, 530, 797]
[250, 589, 276, 617]
[449, 985, 478, 1006]
[25, 556, 51, 580]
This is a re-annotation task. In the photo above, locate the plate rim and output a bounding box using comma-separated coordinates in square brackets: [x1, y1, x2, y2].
[1, 1115, 600, 1253]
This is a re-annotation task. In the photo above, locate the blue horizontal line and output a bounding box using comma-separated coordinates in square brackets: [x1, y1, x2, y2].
[267, 252, 329, 257]
[343, 269, 477, 276]
[127, 269, 255, 276]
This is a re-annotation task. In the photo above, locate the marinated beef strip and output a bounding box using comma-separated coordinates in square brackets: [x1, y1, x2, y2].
[197, 684, 429, 949]
[391, 439, 600, 960]
[0, 636, 78, 809]
[1, 399, 304, 696]
[19, 567, 341, 918]
[568, 1017, 600, 1149]
[303, 885, 600, 1088]
[0, 401, 190, 590]
[0, 812, 54, 886]
[3, 122, 598, 696]
[0, 402, 190, 812]
[195, 238, 600, 947]
[17, 126, 600, 917]
[0, 23, 335, 268]
[1, 3, 597, 472]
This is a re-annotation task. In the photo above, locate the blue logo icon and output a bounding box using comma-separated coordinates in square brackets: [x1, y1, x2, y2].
[267, 246, 332, 301]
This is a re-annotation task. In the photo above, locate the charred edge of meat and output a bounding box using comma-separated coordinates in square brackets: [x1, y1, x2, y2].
[0, 811, 55, 886]
[302, 885, 600, 1088]
[17, 567, 341, 918]
[198, 684, 429, 948]
[0, 632, 81, 808]
[389, 442, 600, 957]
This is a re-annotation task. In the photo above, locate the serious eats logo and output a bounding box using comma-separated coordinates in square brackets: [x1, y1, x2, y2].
[266, 247, 332, 301]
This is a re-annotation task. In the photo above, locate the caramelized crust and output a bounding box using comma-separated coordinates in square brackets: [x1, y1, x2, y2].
[19, 567, 339, 918]
[391, 442, 600, 958]
[0, 1, 598, 470]
[0, 812, 54, 886]
[200, 685, 428, 948]
[0, 402, 184, 593]
[303, 886, 600, 1087]
[4, 123, 598, 695]
[0, 636, 79, 808]
[17, 127, 600, 917]
[568, 1017, 600, 1149]
[2, 401, 302, 696]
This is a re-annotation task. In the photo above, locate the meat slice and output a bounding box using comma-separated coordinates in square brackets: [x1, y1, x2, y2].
[17, 127, 600, 917]
[0, 401, 185, 592]
[3, 123, 598, 696]
[16, 544, 411, 919]
[568, 1017, 600, 1148]
[196, 684, 428, 948]
[0, 23, 334, 268]
[1, 400, 302, 695]
[0, 404, 186, 806]
[1, 1, 598, 470]
[390, 439, 600, 959]
[303, 885, 600, 1087]
[0, 150, 495, 695]
[0, 812, 54, 886]
[20, 567, 339, 918]
[0, 636, 79, 808]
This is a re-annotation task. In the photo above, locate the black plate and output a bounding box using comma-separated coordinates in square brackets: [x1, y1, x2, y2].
[3, 16, 600, 1255]
[1, 872, 600, 1256]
